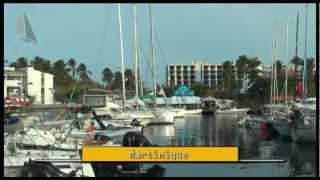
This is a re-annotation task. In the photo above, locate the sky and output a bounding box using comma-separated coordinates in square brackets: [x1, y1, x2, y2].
[4, 3, 317, 87]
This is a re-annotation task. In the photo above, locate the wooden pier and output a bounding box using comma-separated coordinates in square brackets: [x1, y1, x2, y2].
[23, 104, 83, 112]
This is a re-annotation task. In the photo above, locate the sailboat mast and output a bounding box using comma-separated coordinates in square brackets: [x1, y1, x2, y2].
[139, 64, 144, 96]
[285, 16, 289, 109]
[134, 5, 139, 110]
[294, 12, 299, 102]
[303, 4, 308, 102]
[149, 4, 156, 109]
[118, 4, 126, 110]
[270, 27, 275, 115]
[274, 24, 278, 104]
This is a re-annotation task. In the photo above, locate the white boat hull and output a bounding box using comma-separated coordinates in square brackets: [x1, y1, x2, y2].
[216, 108, 249, 115]
[143, 110, 176, 126]
[4, 147, 95, 177]
[185, 109, 202, 115]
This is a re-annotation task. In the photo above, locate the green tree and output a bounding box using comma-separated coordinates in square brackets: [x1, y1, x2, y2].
[162, 84, 177, 97]
[235, 55, 250, 79]
[102, 67, 113, 90]
[112, 71, 122, 90]
[235, 55, 250, 92]
[67, 58, 77, 78]
[191, 82, 210, 97]
[222, 60, 234, 98]
[247, 57, 261, 84]
[305, 58, 315, 97]
[235, 55, 261, 93]
[124, 69, 135, 91]
[76, 63, 93, 93]
[30, 56, 52, 73]
[274, 60, 286, 97]
[291, 56, 304, 77]
[9, 57, 28, 69]
[52, 59, 74, 102]
[246, 77, 271, 110]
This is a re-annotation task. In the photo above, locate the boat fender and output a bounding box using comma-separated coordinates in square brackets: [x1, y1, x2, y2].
[130, 118, 140, 127]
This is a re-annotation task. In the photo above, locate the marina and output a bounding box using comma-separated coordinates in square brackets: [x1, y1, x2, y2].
[4, 113, 316, 177]
[4, 3, 317, 177]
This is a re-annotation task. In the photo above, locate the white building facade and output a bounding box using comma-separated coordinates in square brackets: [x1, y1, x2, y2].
[4, 67, 24, 97]
[4, 66, 54, 104]
[166, 60, 240, 91]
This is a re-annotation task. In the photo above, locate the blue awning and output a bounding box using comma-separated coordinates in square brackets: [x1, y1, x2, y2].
[173, 85, 194, 96]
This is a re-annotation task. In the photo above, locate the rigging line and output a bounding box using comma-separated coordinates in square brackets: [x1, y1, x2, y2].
[139, 41, 164, 90]
[96, 5, 113, 72]
[154, 31, 168, 85]
[138, 41, 155, 80]
[139, 41, 163, 89]
[138, 41, 156, 92]
[154, 30, 169, 66]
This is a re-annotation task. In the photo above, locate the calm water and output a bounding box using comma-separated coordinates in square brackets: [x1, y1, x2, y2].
[15, 111, 316, 177]
[141, 114, 316, 177]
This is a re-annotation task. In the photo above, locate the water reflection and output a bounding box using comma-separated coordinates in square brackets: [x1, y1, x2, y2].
[142, 115, 315, 176]
[143, 124, 176, 146]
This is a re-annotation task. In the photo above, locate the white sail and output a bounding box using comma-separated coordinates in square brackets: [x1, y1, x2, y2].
[16, 13, 37, 44]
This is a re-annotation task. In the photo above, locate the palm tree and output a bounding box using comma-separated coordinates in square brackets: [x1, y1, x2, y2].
[67, 58, 77, 78]
[77, 63, 92, 92]
[102, 67, 113, 90]
[305, 58, 315, 97]
[30, 56, 52, 73]
[291, 56, 304, 77]
[9, 57, 28, 69]
[222, 61, 233, 98]
[124, 69, 135, 91]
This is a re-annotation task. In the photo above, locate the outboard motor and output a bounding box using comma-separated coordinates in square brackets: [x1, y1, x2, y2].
[19, 159, 77, 177]
[122, 132, 153, 147]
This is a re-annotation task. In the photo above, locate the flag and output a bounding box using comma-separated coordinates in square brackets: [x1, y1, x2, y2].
[16, 13, 37, 44]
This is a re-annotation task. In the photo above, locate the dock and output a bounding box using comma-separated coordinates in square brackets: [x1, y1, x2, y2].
[23, 104, 83, 112]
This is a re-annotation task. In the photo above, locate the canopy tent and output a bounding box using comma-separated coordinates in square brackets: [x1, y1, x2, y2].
[174, 85, 194, 96]
[4, 96, 31, 107]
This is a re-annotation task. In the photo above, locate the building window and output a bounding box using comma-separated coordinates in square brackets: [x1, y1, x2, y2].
[7, 87, 21, 96]
[7, 76, 21, 80]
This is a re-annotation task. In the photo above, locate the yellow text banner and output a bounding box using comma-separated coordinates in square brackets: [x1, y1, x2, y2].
[82, 147, 239, 162]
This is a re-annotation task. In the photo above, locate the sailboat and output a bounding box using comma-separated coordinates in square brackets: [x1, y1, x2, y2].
[4, 125, 97, 177]
[139, 4, 176, 126]
[239, 21, 291, 138]
[91, 4, 155, 122]
[289, 5, 316, 143]
[16, 13, 37, 44]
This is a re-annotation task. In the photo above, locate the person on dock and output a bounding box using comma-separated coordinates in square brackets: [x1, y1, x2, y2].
[88, 121, 96, 133]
